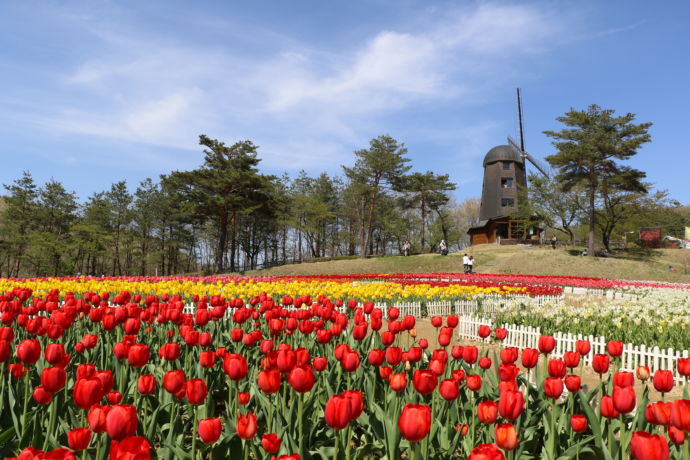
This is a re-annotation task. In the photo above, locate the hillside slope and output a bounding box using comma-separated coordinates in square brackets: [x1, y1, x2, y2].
[244, 245, 690, 283]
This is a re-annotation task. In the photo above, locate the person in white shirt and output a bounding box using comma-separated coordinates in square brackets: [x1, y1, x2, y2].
[462, 254, 469, 273]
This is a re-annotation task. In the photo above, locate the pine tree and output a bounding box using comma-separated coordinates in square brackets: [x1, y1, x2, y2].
[544, 105, 651, 256]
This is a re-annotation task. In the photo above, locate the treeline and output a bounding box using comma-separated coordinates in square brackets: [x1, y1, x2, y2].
[0, 135, 462, 277]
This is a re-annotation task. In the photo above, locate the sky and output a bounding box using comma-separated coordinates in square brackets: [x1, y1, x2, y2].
[1, 0, 689, 204]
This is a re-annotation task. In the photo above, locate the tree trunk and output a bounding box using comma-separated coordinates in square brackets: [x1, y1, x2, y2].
[420, 200, 427, 253]
[361, 191, 378, 258]
[229, 210, 237, 273]
[216, 211, 229, 273]
[587, 185, 596, 257]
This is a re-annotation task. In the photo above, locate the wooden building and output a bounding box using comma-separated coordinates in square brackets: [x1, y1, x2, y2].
[468, 145, 542, 246]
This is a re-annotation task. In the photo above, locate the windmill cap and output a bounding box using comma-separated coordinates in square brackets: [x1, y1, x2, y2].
[483, 145, 524, 167]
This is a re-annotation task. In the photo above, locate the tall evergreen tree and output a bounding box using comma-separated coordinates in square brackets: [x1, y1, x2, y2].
[544, 105, 651, 256]
[400, 172, 456, 252]
[343, 135, 411, 258]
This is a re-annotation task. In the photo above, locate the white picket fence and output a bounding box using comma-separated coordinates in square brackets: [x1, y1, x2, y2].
[457, 314, 689, 385]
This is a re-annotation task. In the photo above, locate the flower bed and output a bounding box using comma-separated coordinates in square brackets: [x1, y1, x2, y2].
[1, 285, 690, 459]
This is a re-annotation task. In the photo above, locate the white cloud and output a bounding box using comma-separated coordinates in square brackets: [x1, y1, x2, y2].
[31, 2, 573, 169]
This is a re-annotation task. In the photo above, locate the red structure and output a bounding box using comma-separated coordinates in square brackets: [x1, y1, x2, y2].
[639, 227, 662, 248]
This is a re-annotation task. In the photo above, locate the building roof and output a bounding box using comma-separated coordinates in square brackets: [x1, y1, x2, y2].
[482, 145, 524, 167]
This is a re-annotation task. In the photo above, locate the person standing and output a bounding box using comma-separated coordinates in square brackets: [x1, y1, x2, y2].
[550, 236, 557, 250]
[468, 256, 474, 273]
[402, 240, 411, 257]
[439, 239, 448, 256]
[462, 253, 469, 273]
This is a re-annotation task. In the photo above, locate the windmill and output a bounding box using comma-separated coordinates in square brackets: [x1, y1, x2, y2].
[507, 88, 549, 178]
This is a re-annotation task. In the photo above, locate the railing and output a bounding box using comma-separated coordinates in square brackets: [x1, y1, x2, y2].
[457, 314, 689, 386]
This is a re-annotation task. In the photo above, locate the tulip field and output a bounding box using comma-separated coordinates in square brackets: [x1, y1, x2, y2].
[1, 275, 690, 459]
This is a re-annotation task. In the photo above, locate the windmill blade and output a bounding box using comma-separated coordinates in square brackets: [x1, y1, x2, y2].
[524, 152, 549, 177]
[507, 136, 549, 177]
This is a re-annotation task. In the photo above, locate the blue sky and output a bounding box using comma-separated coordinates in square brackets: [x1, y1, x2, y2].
[1, 1, 688, 203]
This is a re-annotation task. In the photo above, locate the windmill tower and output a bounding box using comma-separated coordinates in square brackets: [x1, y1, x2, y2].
[469, 89, 548, 245]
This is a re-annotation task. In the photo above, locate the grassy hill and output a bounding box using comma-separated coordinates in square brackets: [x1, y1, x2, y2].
[244, 244, 690, 283]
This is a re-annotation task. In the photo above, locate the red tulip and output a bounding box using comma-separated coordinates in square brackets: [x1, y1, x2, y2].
[468, 444, 506, 460]
[466, 374, 482, 392]
[565, 375, 581, 393]
[570, 414, 587, 433]
[41, 366, 66, 393]
[612, 385, 636, 413]
[107, 391, 123, 405]
[499, 347, 518, 364]
[73, 377, 104, 410]
[563, 351, 580, 368]
[238, 392, 250, 405]
[367, 349, 384, 367]
[0, 340, 10, 363]
[477, 400, 498, 424]
[670, 400, 690, 431]
[538, 336, 555, 354]
[324, 395, 352, 430]
[669, 426, 685, 446]
[463, 346, 478, 364]
[137, 374, 156, 395]
[412, 370, 437, 395]
[678, 358, 690, 377]
[199, 350, 216, 368]
[494, 423, 518, 451]
[45, 343, 66, 365]
[494, 328, 507, 340]
[341, 350, 360, 372]
[652, 370, 674, 394]
[646, 402, 671, 426]
[478, 325, 491, 338]
[313, 357, 328, 372]
[613, 372, 635, 388]
[520, 348, 538, 369]
[105, 405, 138, 441]
[223, 353, 248, 381]
[342, 390, 364, 420]
[398, 404, 431, 441]
[159, 342, 181, 361]
[16, 339, 41, 364]
[288, 365, 315, 393]
[479, 357, 492, 369]
[198, 418, 222, 444]
[95, 370, 114, 394]
[592, 354, 610, 374]
[543, 378, 563, 399]
[629, 431, 669, 460]
[88, 404, 110, 433]
[262, 433, 281, 453]
[498, 363, 519, 382]
[389, 373, 407, 392]
[67, 427, 92, 451]
[185, 379, 208, 405]
[547, 359, 566, 378]
[606, 340, 623, 358]
[108, 436, 151, 460]
[439, 379, 459, 401]
[431, 317, 443, 328]
[163, 370, 186, 395]
[258, 369, 281, 394]
[498, 390, 524, 421]
[600, 395, 619, 419]
[385, 347, 402, 366]
[127, 344, 149, 367]
[33, 385, 53, 405]
[236, 412, 257, 440]
[575, 340, 591, 356]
